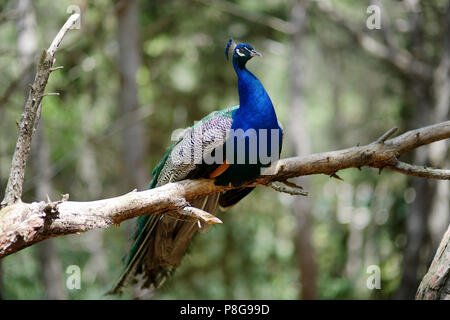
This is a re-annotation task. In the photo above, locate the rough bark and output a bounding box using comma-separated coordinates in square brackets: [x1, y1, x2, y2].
[416, 225, 450, 299]
[1, 13, 79, 208]
[0, 259, 3, 299]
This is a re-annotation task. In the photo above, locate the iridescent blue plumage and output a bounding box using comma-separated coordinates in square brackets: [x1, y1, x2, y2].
[225, 37, 234, 60]
[110, 39, 282, 294]
[217, 41, 283, 185]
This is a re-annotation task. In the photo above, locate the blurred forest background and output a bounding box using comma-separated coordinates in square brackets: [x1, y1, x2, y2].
[0, 0, 449, 299]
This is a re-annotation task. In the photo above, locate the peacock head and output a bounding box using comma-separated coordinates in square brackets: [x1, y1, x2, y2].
[226, 38, 261, 69]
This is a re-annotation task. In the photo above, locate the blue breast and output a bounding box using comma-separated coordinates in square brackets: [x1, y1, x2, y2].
[232, 66, 280, 131]
[215, 57, 282, 186]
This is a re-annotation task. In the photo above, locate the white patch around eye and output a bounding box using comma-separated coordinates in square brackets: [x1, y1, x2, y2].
[236, 48, 246, 57]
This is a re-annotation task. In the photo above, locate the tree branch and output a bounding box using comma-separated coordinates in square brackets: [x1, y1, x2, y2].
[196, 0, 296, 34]
[416, 224, 450, 300]
[198, 0, 433, 81]
[313, 0, 433, 81]
[1, 14, 79, 208]
[387, 161, 450, 180]
[0, 120, 449, 258]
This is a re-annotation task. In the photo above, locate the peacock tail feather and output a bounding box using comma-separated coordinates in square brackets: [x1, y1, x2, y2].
[110, 106, 241, 294]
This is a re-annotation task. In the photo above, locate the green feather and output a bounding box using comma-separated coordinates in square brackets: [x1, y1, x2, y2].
[133, 105, 237, 250]
[110, 106, 239, 294]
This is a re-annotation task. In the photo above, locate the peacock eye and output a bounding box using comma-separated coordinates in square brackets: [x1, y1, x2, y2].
[236, 48, 246, 57]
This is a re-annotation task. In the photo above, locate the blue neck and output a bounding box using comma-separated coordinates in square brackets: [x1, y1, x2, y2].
[232, 60, 279, 130]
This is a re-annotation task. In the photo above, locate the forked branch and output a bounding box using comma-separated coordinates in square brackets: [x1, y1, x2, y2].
[0, 120, 449, 258]
[1, 13, 79, 208]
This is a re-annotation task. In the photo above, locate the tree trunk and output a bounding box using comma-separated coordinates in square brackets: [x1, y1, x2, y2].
[16, 0, 67, 300]
[78, 83, 108, 285]
[0, 260, 3, 299]
[37, 239, 67, 299]
[32, 128, 67, 299]
[116, 0, 149, 190]
[289, 0, 317, 300]
[416, 2, 450, 300]
[428, 0, 450, 253]
[397, 1, 436, 299]
[416, 225, 450, 299]
[116, 0, 150, 298]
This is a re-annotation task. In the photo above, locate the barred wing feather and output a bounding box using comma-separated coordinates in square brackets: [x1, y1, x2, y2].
[110, 106, 238, 294]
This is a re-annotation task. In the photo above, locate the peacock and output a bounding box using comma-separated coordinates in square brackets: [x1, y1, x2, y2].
[110, 38, 283, 294]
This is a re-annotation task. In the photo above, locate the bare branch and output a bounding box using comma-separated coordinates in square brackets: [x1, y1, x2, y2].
[49, 66, 64, 72]
[1, 14, 79, 208]
[196, 0, 296, 34]
[376, 127, 398, 143]
[387, 161, 450, 180]
[200, 0, 434, 81]
[267, 180, 308, 196]
[264, 121, 450, 181]
[180, 206, 223, 225]
[313, 0, 433, 81]
[46, 14, 79, 57]
[0, 120, 449, 258]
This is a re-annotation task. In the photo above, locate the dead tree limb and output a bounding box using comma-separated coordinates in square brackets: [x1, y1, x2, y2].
[0, 120, 449, 259]
[416, 225, 450, 300]
[1, 13, 79, 208]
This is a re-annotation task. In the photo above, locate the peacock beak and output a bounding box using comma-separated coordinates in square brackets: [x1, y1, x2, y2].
[250, 49, 262, 57]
